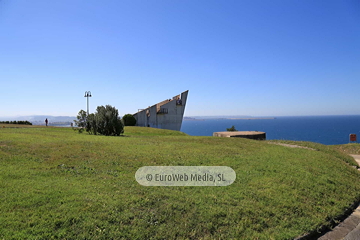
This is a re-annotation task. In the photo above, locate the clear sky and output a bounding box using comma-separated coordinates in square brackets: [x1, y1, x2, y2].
[1, 0, 359, 117]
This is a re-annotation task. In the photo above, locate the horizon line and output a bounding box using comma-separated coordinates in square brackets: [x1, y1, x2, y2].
[1, 114, 360, 119]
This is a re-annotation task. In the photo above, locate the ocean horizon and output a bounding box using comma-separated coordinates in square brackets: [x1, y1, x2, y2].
[180, 115, 360, 145]
[18, 114, 360, 145]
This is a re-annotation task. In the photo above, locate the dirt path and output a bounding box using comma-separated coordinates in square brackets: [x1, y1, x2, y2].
[267, 142, 316, 150]
[349, 155, 360, 167]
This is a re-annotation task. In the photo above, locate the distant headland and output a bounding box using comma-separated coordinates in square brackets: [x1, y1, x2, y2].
[183, 116, 276, 121]
[226, 117, 275, 120]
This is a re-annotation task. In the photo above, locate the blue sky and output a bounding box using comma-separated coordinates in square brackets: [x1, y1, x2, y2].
[1, 0, 359, 117]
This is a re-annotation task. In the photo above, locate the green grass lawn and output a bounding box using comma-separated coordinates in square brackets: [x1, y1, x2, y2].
[0, 126, 359, 239]
[332, 143, 360, 155]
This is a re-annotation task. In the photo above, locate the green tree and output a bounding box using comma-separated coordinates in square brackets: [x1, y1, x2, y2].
[86, 113, 98, 135]
[74, 105, 124, 136]
[95, 105, 124, 136]
[226, 125, 237, 131]
[73, 110, 87, 133]
[122, 114, 137, 126]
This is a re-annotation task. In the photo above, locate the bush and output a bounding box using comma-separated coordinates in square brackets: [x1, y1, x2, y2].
[73, 110, 87, 133]
[95, 105, 124, 136]
[0, 120, 32, 125]
[74, 105, 124, 136]
[122, 114, 137, 126]
[226, 125, 237, 131]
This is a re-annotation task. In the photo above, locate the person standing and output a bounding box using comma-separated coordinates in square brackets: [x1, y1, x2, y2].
[45, 118, 48, 127]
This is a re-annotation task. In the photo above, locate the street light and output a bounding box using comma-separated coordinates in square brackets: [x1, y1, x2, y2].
[84, 91, 92, 115]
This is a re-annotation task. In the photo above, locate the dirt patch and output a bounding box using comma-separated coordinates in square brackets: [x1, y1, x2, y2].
[268, 142, 316, 150]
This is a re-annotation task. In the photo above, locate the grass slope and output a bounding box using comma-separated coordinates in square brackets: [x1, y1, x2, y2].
[0, 126, 359, 239]
[268, 140, 359, 167]
[332, 143, 360, 155]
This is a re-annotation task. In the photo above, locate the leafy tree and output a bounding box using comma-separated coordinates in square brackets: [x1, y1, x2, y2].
[74, 105, 124, 136]
[122, 114, 137, 126]
[95, 105, 124, 136]
[86, 113, 97, 135]
[73, 110, 87, 133]
[226, 125, 237, 131]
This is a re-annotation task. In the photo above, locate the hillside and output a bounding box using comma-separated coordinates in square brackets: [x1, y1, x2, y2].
[0, 126, 359, 239]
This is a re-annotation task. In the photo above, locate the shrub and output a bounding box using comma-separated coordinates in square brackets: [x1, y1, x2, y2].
[0, 121, 32, 125]
[122, 114, 137, 126]
[74, 105, 124, 136]
[226, 125, 237, 131]
[73, 110, 87, 133]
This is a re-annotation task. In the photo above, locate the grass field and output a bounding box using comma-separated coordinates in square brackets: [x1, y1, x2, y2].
[0, 126, 359, 239]
[332, 143, 360, 155]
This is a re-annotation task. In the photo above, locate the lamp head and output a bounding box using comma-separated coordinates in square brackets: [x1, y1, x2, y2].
[84, 91, 92, 97]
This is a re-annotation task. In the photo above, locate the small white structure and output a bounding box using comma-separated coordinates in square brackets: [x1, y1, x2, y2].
[133, 90, 189, 131]
[213, 131, 266, 140]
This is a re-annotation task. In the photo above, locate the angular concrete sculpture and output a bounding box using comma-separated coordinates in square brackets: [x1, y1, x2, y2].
[133, 90, 189, 131]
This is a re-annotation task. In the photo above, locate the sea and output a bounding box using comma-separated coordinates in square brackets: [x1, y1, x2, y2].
[180, 115, 360, 145]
